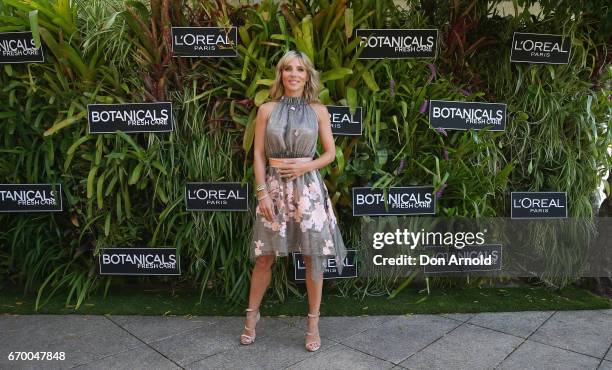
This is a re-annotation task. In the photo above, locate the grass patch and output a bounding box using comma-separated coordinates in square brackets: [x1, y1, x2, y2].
[0, 285, 609, 316]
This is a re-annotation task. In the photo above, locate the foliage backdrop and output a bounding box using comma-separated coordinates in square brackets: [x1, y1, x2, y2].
[0, 0, 610, 308]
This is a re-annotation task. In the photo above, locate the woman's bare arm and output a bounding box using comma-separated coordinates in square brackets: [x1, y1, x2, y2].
[253, 103, 273, 188]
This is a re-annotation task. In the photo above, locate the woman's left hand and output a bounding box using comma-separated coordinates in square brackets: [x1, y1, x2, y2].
[276, 161, 310, 181]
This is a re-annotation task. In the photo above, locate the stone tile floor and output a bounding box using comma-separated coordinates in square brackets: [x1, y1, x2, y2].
[1, 310, 611, 369]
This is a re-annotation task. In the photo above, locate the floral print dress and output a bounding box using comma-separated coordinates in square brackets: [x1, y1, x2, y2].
[250, 96, 347, 279]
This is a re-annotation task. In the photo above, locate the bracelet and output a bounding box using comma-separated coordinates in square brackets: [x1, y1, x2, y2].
[256, 184, 266, 192]
[257, 193, 269, 201]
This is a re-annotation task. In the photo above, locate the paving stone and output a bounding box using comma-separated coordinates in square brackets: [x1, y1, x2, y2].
[530, 310, 612, 358]
[185, 319, 331, 369]
[439, 313, 477, 322]
[2, 311, 610, 369]
[599, 360, 612, 370]
[288, 343, 395, 370]
[152, 316, 302, 367]
[467, 311, 554, 338]
[399, 323, 523, 370]
[0, 315, 142, 368]
[109, 315, 214, 343]
[338, 314, 461, 364]
[278, 315, 396, 342]
[148, 317, 240, 366]
[74, 345, 180, 370]
[498, 340, 600, 370]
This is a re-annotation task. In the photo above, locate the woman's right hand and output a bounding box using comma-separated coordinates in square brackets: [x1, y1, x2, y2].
[258, 195, 275, 223]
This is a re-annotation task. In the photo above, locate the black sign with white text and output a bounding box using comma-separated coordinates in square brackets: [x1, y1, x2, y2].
[185, 182, 249, 211]
[510, 32, 571, 64]
[511, 192, 567, 219]
[352, 187, 435, 216]
[0, 32, 44, 64]
[87, 102, 173, 133]
[0, 184, 62, 212]
[429, 100, 506, 131]
[423, 244, 502, 274]
[327, 106, 362, 136]
[356, 29, 437, 59]
[99, 248, 180, 275]
[293, 250, 357, 280]
[171, 27, 237, 57]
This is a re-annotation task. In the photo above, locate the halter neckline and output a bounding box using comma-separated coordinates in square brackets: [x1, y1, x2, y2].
[280, 96, 307, 105]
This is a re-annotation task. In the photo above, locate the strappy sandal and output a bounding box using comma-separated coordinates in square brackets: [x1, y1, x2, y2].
[305, 311, 321, 352]
[240, 307, 260, 345]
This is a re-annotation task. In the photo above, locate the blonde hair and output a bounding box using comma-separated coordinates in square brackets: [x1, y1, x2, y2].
[269, 50, 321, 103]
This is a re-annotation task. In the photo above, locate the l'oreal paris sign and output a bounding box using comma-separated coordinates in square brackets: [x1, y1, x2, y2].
[327, 106, 362, 136]
[0, 32, 44, 64]
[171, 27, 237, 57]
[87, 103, 173, 133]
[352, 187, 435, 216]
[0, 184, 62, 212]
[510, 32, 571, 64]
[185, 182, 249, 211]
[510, 192, 568, 218]
[429, 100, 507, 131]
[293, 250, 357, 280]
[356, 29, 438, 59]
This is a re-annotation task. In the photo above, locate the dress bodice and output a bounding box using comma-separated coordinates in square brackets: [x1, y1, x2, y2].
[265, 96, 318, 158]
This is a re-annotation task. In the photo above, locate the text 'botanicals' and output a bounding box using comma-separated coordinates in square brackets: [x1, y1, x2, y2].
[0, 184, 62, 212]
[171, 27, 237, 57]
[87, 102, 173, 133]
[429, 100, 507, 131]
[356, 29, 437, 59]
[99, 248, 180, 275]
[0, 32, 44, 64]
[352, 187, 435, 216]
[510, 32, 571, 64]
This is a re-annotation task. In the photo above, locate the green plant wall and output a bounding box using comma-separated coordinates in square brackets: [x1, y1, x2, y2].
[0, 0, 610, 309]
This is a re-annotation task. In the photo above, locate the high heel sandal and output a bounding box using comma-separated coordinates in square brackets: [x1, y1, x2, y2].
[240, 307, 260, 345]
[305, 311, 321, 352]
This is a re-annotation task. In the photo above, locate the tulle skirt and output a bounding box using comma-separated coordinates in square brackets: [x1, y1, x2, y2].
[250, 165, 347, 280]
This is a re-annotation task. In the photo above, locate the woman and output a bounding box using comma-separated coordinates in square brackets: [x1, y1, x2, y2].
[239, 50, 347, 352]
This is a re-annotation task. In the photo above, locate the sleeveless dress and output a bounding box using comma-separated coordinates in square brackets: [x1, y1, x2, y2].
[250, 95, 347, 280]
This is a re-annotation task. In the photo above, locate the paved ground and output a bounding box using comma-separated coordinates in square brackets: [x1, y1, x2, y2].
[1, 310, 611, 369]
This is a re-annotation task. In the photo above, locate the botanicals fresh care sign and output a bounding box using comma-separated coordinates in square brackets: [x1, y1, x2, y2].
[327, 105, 362, 136]
[423, 245, 502, 274]
[0, 32, 44, 63]
[171, 27, 237, 57]
[0, 184, 62, 212]
[510, 32, 571, 64]
[352, 187, 435, 216]
[511, 192, 568, 218]
[429, 100, 507, 131]
[185, 182, 249, 211]
[356, 29, 438, 59]
[99, 248, 180, 275]
[87, 103, 173, 133]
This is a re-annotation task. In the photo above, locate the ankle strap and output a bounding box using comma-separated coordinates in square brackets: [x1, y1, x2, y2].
[246, 307, 259, 312]
[307, 312, 320, 318]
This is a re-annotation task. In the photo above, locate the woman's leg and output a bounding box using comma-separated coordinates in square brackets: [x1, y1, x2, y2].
[244, 255, 275, 330]
[303, 256, 323, 349]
